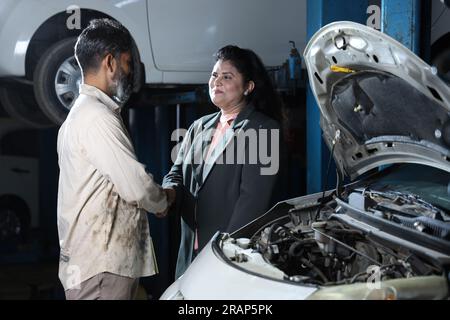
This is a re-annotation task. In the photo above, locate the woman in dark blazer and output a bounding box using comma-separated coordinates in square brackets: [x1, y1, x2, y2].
[162, 45, 284, 278]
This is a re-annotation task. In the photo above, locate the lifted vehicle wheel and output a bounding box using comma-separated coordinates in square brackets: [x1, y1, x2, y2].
[34, 37, 81, 125]
[0, 203, 30, 246]
[0, 83, 54, 128]
[0, 208, 21, 242]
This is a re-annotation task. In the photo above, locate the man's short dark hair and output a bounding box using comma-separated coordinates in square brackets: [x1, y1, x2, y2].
[75, 18, 132, 75]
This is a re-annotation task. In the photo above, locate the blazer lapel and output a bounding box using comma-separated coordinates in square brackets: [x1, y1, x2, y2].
[201, 105, 255, 185]
[190, 112, 220, 188]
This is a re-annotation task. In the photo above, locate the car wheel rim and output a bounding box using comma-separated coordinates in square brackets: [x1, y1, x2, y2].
[0, 209, 21, 241]
[54, 56, 82, 111]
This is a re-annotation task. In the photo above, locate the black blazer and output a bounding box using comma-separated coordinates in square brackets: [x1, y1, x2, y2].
[163, 105, 281, 278]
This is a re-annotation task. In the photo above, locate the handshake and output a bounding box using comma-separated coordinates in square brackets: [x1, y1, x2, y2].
[154, 188, 176, 218]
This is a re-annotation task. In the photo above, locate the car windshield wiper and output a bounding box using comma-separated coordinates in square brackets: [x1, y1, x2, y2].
[364, 189, 449, 222]
[349, 189, 450, 240]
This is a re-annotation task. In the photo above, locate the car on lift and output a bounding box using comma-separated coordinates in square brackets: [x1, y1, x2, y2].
[0, 0, 306, 127]
[160, 21, 450, 300]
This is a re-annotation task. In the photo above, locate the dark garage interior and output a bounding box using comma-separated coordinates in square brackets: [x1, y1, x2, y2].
[0, 0, 449, 302]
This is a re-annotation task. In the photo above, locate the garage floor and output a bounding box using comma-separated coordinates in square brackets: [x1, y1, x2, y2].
[0, 229, 154, 300]
[0, 263, 63, 299]
[0, 261, 153, 300]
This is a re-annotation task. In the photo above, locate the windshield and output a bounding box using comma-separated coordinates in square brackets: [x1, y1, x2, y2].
[366, 164, 450, 213]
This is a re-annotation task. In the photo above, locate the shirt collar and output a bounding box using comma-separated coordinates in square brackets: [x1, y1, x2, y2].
[79, 84, 121, 112]
[219, 111, 239, 125]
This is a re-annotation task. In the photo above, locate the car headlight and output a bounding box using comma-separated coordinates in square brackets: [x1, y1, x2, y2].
[160, 280, 185, 300]
[306, 275, 447, 300]
[164, 290, 185, 300]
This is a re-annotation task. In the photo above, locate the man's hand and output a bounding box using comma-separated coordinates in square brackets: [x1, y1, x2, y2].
[154, 188, 176, 218]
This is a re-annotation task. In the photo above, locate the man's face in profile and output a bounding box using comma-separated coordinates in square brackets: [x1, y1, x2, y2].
[111, 51, 133, 106]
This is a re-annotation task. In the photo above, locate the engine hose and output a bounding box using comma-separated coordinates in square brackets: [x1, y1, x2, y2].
[288, 241, 305, 257]
[300, 258, 329, 283]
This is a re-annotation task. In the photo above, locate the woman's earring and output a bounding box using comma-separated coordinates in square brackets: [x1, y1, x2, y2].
[244, 91, 248, 96]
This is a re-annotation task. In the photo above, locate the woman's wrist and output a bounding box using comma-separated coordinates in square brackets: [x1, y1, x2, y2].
[164, 187, 176, 207]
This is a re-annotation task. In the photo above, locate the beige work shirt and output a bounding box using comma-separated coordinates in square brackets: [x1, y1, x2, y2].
[57, 84, 167, 290]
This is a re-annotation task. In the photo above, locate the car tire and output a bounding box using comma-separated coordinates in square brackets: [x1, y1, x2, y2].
[34, 37, 81, 125]
[0, 201, 30, 246]
[0, 83, 54, 128]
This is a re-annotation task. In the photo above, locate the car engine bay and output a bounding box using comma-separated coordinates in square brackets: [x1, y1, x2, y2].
[219, 188, 450, 297]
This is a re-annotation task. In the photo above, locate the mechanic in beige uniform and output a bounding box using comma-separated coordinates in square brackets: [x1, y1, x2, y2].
[57, 19, 173, 300]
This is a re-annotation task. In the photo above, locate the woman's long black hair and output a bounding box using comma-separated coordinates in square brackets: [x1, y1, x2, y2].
[214, 45, 286, 127]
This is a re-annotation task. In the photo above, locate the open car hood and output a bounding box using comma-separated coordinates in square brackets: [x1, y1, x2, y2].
[304, 21, 450, 180]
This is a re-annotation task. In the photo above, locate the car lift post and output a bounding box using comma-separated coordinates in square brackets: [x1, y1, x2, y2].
[381, 0, 422, 54]
[306, 0, 368, 193]
[379, 0, 424, 173]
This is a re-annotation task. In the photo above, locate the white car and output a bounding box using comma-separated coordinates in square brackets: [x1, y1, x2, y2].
[161, 21, 450, 300]
[0, 0, 306, 126]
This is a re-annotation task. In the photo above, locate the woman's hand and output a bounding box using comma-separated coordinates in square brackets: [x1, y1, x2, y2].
[154, 188, 176, 218]
[165, 188, 176, 207]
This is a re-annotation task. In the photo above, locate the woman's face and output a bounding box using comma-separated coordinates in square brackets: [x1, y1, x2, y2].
[209, 59, 247, 112]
